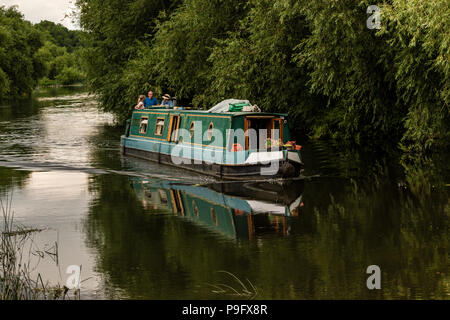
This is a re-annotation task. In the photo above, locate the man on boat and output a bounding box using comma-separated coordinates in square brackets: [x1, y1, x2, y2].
[144, 91, 158, 108]
[161, 94, 174, 108]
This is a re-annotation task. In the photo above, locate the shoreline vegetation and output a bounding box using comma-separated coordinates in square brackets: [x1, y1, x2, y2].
[37, 83, 85, 89]
[1, 1, 449, 154]
[73, 0, 449, 154]
[0, 195, 80, 300]
[0, 6, 86, 102]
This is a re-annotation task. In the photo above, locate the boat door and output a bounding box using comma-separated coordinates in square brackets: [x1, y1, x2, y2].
[244, 116, 278, 150]
[271, 118, 284, 141]
[167, 114, 181, 142]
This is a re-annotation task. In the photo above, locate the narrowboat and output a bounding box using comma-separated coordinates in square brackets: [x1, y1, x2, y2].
[121, 99, 303, 180]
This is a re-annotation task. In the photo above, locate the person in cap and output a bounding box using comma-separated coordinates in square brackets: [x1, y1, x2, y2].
[161, 94, 174, 108]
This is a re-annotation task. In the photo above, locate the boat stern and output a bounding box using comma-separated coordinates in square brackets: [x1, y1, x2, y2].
[242, 148, 304, 178]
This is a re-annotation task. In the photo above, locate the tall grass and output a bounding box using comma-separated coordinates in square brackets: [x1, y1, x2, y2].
[0, 194, 76, 300]
[206, 270, 259, 300]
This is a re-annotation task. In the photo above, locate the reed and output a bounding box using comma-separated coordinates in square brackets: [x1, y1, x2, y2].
[206, 270, 258, 300]
[0, 194, 76, 300]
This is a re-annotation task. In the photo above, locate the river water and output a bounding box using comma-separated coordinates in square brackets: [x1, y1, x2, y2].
[0, 87, 448, 299]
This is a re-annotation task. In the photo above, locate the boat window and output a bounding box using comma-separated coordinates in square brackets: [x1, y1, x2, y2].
[207, 122, 214, 141]
[189, 121, 195, 138]
[139, 117, 148, 134]
[155, 117, 165, 136]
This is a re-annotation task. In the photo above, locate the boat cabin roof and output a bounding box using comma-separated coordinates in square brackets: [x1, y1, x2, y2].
[133, 107, 288, 118]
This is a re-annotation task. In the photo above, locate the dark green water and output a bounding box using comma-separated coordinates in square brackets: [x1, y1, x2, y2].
[0, 88, 449, 299]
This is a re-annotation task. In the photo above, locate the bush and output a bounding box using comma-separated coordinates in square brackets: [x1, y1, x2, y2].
[55, 67, 85, 85]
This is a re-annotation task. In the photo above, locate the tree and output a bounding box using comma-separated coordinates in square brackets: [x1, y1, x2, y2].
[207, 0, 325, 129]
[34, 20, 83, 52]
[379, 0, 450, 152]
[75, 0, 181, 120]
[33, 21, 87, 86]
[0, 6, 45, 100]
[76, 0, 450, 152]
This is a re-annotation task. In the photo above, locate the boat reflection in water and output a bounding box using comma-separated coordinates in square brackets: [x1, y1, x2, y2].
[130, 179, 304, 240]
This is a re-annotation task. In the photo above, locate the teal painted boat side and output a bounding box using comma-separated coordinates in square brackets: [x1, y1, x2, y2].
[121, 134, 255, 165]
[130, 109, 233, 149]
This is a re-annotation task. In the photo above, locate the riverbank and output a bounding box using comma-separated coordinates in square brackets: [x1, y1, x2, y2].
[37, 82, 85, 88]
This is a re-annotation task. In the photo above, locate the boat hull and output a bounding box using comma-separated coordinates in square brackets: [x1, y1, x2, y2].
[121, 144, 303, 181]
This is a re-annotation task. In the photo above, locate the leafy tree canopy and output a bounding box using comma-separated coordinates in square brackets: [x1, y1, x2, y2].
[0, 6, 45, 100]
[76, 0, 449, 152]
